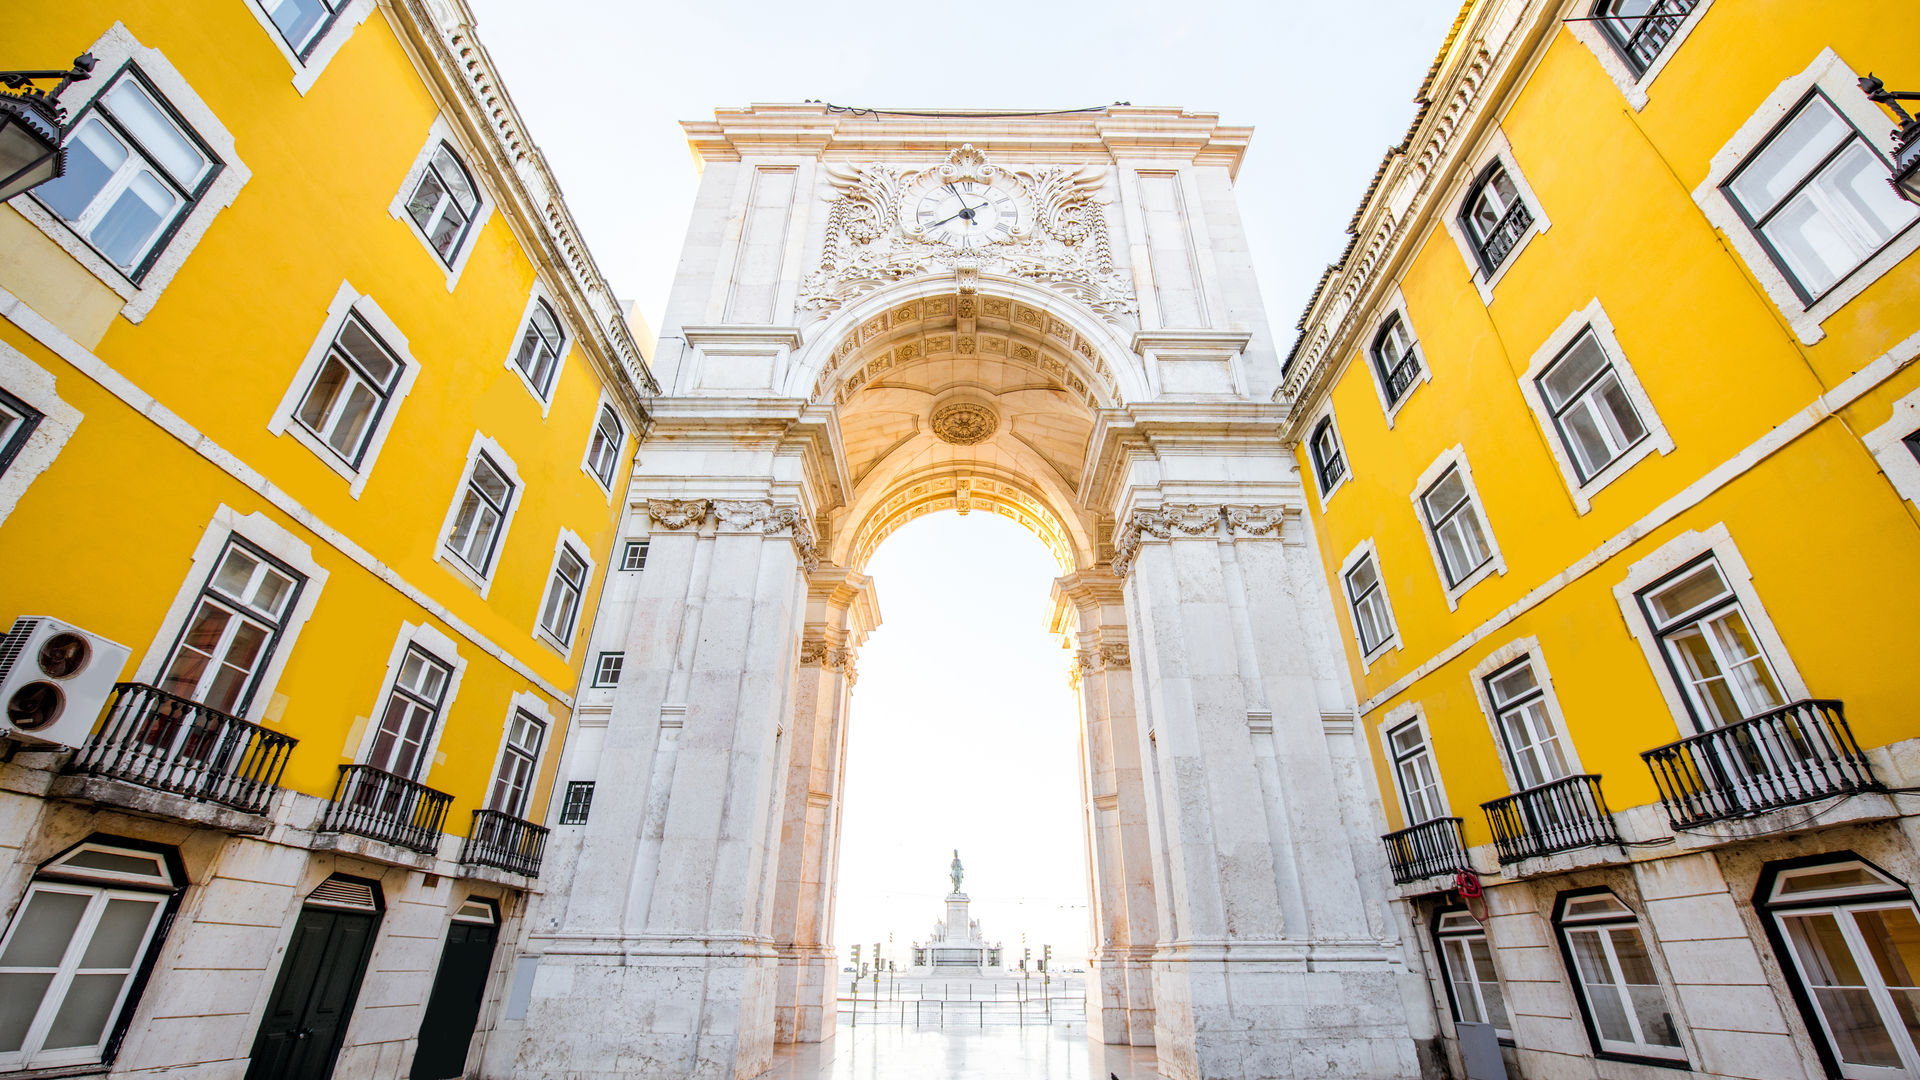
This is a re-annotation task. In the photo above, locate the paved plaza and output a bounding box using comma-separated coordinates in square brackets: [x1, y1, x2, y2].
[767, 1025, 1159, 1080]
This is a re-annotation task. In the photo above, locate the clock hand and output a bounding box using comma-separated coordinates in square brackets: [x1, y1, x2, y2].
[922, 206, 970, 230]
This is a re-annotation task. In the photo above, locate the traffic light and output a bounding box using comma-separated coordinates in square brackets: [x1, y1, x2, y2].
[874, 942, 882, 969]
[1041, 944, 1052, 973]
[851, 944, 861, 968]
[1021, 947, 1030, 971]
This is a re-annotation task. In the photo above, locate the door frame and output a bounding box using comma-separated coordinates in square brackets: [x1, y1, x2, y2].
[246, 873, 385, 1080]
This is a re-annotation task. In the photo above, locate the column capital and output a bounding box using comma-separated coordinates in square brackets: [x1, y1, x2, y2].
[1109, 502, 1302, 577]
[647, 497, 821, 572]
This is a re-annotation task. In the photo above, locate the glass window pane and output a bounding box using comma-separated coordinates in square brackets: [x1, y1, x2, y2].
[91, 170, 175, 269]
[428, 201, 468, 258]
[247, 568, 294, 619]
[212, 549, 258, 598]
[1441, 938, 1483, 1024]
[298, 356, 349, 432]
[1471, 938, 1513, 1031]
[1730, 97, 1847, 218]
[103, 78, 208, 188]
[1423, 470, 1468, 520]
[1595, 374, 1647, 447]
[335, 319, 396, 386]
[0, 890, 88, 967]
[471, 457, 510, 504]
[1347, 558, 1379, 595]
[1488, 665, 1536, 705]
[1568, 928, 1635, 1042]
[406, 169, 447, 232]
[0, 972, 55, 1052]
[1785, 913, 1904, 1068]
[42, 971, 128, 1049]
[262, 0, 333, 52]
[325, 383, 377, 457]
[1647, 564, 1731, 624]
[1541, 334, 1609, 410]
[38, 118, 126, 221]
[78, 898, 159, 969]
[432, 146, 478, 212]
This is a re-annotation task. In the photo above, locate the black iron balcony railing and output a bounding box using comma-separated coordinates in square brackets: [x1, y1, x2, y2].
[1383, 352, 1423, 405]
[1607, 0, 1698, 75]
[69, 683, 296, 815]
[1475, 200, 1534, 274]
[459, 808, 549, 877]
[1641, 699, 1882, 829]
[319, 764, 452, 853]
[1482, 774, 1622, 865]
[1381, 817, 1470, 885]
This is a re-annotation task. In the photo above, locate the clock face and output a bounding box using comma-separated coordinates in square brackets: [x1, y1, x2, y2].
[914, 181, 1018, 249]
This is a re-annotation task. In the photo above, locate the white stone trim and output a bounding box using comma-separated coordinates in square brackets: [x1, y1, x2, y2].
[1610, 523, 1810, 736]
[1692, 47, 1920, 346]
[352, 621, 468, 782]
[1466, 637, 1586, 794]
[131, 504, 329, 724]
[267, 282, 423, 498]
[434, 431, 524, 598]
[237, 0, 375, 95]
[1863, 383, 1920, 509]
[1361, 289, 1432, 428]
[1308, 402, 1351, 511]
[0, 340, 83, 529]
[578, 390, 624, 502]
[388, 117, 496, 292]
[11, 24, 252, 324]
[501, 285, 570, 415]
[532, 526, 596, 656]
[1439, 130, 1551, 305]
[1517, 298, 1674, 513]
[1566, 0, 1718, 111]
[1339, 537, 1401, 672]
[479, 689, 555, 813]
[1376, 700, 1451, 825]
[1409, 444, 1506, 610]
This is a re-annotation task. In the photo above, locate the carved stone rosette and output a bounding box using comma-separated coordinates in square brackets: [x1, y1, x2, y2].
[648, 499, 711, 531]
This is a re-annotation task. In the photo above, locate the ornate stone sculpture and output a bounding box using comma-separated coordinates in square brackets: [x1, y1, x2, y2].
[950, 849, 964, 894]
[647, 499, 710, 531]
[930, 401, 997, 445]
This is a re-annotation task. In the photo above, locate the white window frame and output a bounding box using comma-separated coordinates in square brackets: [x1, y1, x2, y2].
[482, 690, 553, 820]
[1441, 131, 1552, 305]
[0, 339, 83, 530]
[1364, 289, 1432, 427]
[1613, 524, 1809, 736]
[1434, 909, 1513, 1039]
[1567, 0, 1717, 110]
[502, 287, 570, 413]
[1555, 891, 1690, 1062]
[580, 393, 628, 499]
[433, 432, 524, 597]
[1340, 538, 1401, 670]
[1468, 637, 1586, 794]
[592, 651, 624, 687]
[1518, 299, 1674, 513]
[1376, 701, 1449, 828]
[388, 118, 494, 292]
[1863, 380, 1920, 511]
[267, 282, 423, 497]
[132, 505, 327, 724]
[10, 24, 251, 324]
[352, 621, 466, 783]
[1694, 49, 1920, 346]
[1410, 445, 1506, 609]
[620, 540, 649, 572]
[533, 527, 595, 654]
[239, 0, 374, 95]
[1306, 404, 1350, 509]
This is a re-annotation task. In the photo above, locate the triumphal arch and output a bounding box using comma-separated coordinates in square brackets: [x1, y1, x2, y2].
[512, 104, 1422, 1080]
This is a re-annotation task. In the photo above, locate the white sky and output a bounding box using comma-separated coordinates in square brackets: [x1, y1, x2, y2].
[461, 0, 1459, 962]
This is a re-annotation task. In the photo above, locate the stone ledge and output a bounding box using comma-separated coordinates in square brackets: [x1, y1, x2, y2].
[304, 829, 438, 871]
[43, 773, 272, 835]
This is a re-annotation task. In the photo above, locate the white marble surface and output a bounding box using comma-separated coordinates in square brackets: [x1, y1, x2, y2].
[766, 1025, 1160, 1080]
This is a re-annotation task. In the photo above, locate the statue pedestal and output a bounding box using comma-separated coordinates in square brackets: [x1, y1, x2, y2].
[908, 888, 1003, 973]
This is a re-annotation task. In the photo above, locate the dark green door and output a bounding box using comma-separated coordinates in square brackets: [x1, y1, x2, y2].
[409, 920, 499, 1078]
[246, 906, 379, 1080]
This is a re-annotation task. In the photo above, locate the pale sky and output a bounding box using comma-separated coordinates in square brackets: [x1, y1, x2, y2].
[462, 0, 1459, 962]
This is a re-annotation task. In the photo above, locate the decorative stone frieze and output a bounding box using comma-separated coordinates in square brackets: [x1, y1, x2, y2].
[1110, 504, 1300, 575]
[647, 498, 710, 530]
[797, 637, 855, 677]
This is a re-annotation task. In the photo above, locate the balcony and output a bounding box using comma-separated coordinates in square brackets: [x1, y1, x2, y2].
[1381, 817, 1469, 885]
[1641, 699, 1882, 829]
[459, 809, 549, 877]
[68, 683, 296, 815]
[1482, 774, 1622, 865]
[1475, 201, 1533, 272]
[1382, 352, 1422, 405]
[319, 764, 452, 854]
[1609, 0, 1698, 74]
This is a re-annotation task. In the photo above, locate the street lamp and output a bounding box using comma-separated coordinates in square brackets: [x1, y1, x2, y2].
[0, 54, 96, 203]
[1860, 74, 1920, 204]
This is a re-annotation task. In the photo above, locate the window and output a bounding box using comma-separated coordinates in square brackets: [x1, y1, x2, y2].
[33, 66, 219, 282]
[1724, 91, 1916, 303]
[1554, 891, 1686, 1061]
[621, 540, 649, 572]
[593, 652, 624, 687]
[1761, 858, 1920, 1078]
[404, 142, 480, 267]
[538, 544, 588, 646]
[558, 781, 594, 825]
[1905, 429, 1920, 466]
[1344, 551, 1394, 656]
[1593, 0, 1699, 74]
[291, 312, 403, 469]
[1309, 416, 1346, 495]
[1420, 465, 1494, 588]
[156, 539, 303, 717]
[510, 299, 565, 401]
[584, 404, 626, 489]
[0, 841, 179, 1071]
[1388, 719, 1444, 825]
[1435, 910, 1512, 1037]
[1486, 660, 1573, 790]
[365, 646, 451, 780]
[1371, 314, 1423, 407]
[0, 387, 45, 478]
[256, 0, 347, 58]
[1537, 329, 1648, 482]
[487, 708, 546, 819]
[1639, 557, 1786, 729]
[1460, 163, 1533, 275]
[445, 452, 514, 576]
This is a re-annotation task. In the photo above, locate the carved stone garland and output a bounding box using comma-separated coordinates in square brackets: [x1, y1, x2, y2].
[1109, 504, 1297, 577]
[647, 498, 819, 573]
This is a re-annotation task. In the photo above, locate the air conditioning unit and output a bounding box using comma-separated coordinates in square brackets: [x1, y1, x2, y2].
[0, 616, 133, 749]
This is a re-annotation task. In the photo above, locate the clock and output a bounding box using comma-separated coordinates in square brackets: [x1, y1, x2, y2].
[913, 181, 1018, 249]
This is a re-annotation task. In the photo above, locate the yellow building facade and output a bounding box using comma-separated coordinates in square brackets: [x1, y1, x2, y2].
[0, 2, 653, 1078]
[1284, 1, 1920, 1077]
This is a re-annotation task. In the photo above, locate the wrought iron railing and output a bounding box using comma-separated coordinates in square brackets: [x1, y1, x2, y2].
[459, 808, 549, 877]
[69, 683, 296, 815]
[1476, 201, 1533, 273]
[1381, 817, 1469, 885]
[1606, 0, 1698, 74]
[1482, 774, 1621, 865]
[1641, 699, 1881, 829]
[1383, 352, 1422, 405]
[319, 764, 451, 853]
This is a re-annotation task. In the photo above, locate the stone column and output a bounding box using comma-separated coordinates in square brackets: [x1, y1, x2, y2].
[1116, 503, 1420, 1080]
[770, 567, 877, 1043]
[515, 498, 818, 1080]
[1052, 570, 1158, 1046]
